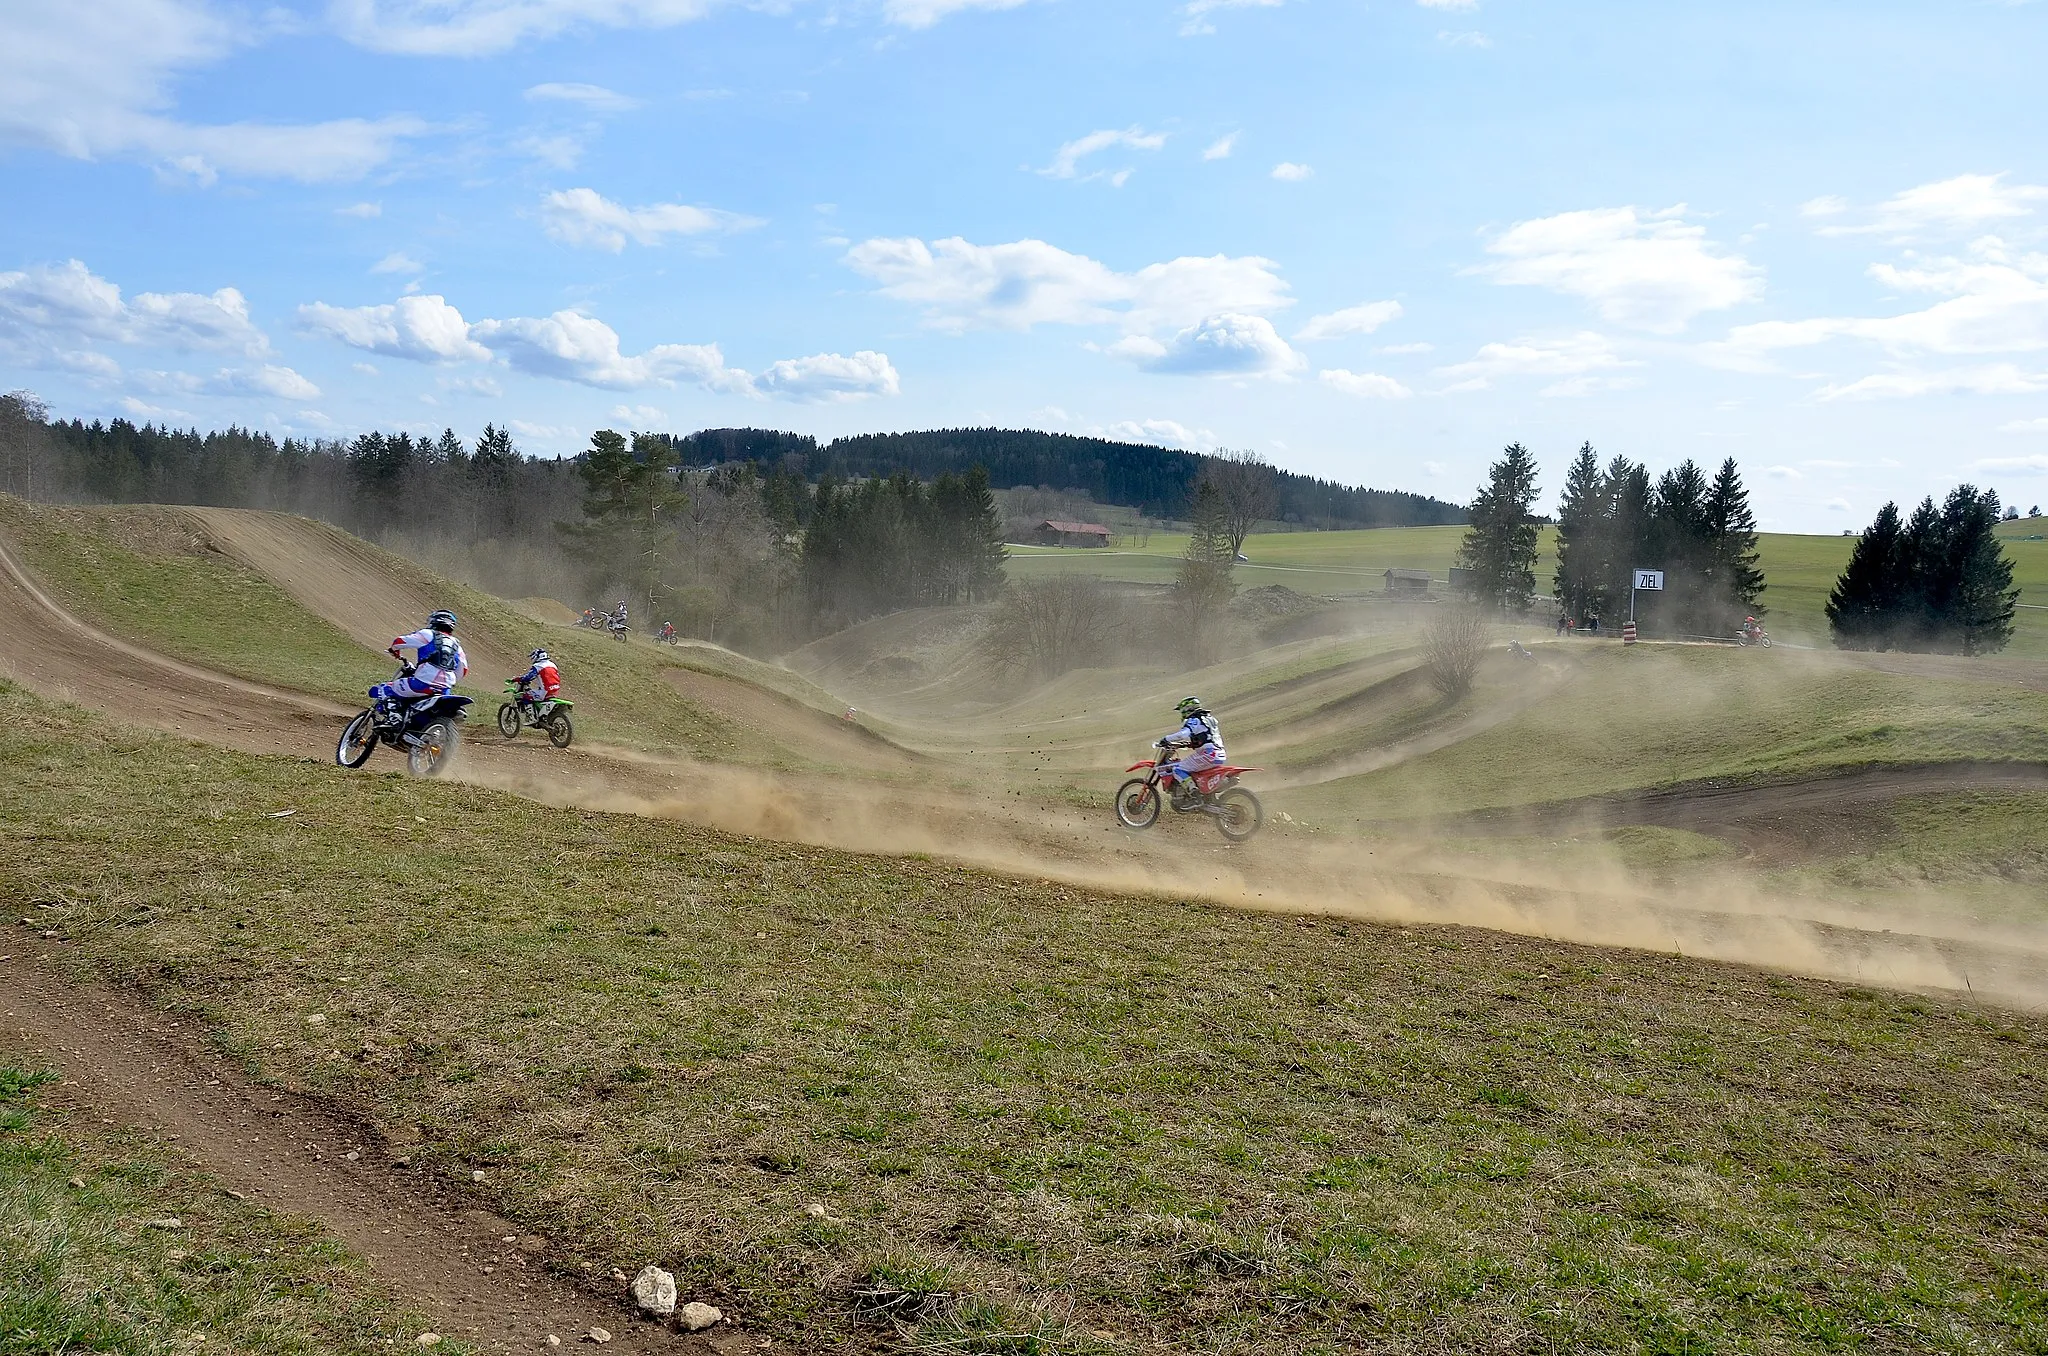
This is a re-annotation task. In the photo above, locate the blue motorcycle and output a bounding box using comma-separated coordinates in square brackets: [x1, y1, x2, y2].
[336, 664, 472, 777]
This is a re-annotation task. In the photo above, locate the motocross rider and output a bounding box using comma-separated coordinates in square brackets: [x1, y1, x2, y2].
[372, 610, 469, 726]
[513, 648, 562, 711]
[1156, 696, 1226, 795]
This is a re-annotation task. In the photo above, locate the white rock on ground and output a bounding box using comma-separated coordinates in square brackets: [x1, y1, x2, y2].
[630, 1266, 677, 1318]
[678, 1302, 723, 1332]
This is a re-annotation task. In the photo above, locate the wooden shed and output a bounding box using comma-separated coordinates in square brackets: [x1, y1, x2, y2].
[1383, 568, 1432, 596]
[1035, 519, 1113, 547]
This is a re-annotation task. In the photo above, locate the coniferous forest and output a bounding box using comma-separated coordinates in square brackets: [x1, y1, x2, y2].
[1826, 488, 2019, 655]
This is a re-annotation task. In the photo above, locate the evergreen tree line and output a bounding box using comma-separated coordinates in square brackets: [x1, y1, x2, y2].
[559, 430, 1005, 644]
[1826, 488, 2017, 655]
[1550, 444, 1765, 633]
[672, 426, 1466, 529]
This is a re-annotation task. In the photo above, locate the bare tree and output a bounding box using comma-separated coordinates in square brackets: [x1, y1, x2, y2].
[1420, 606, 1490, 699]
[1200, 449, 1280, 559]
[985, 577, 1121, 681]
[0, 391, 55, 502]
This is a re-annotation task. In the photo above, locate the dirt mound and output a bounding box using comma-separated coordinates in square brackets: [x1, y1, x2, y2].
[661, 664, 918, 768]
[178, 508, 529, 680]
[0, 531, 346, 757]
[514, 596, 578, 624]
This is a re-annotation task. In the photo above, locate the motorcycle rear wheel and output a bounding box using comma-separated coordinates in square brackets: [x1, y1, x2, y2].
[496, 702, 521, 739]
[408, 718, 458, 777]
[1115, 778, 1161, 829]
[1213, 786, 1263, 842]
[546, 711, 574, 748]
[336, 711, 376, 768]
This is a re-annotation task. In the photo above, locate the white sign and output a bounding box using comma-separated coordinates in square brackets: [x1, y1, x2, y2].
[1633, 569, 1665, 591]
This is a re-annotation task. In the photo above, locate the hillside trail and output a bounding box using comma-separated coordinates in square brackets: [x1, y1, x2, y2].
[177, 507, 532, 680]
[0, 957, 766, 1356]
[6, 524, 2048, 1008]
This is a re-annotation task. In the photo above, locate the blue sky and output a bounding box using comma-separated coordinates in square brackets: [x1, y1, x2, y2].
[2, 0, 2045, 530]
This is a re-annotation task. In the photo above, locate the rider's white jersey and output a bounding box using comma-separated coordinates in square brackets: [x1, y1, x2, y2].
[392, 628, 470, 692]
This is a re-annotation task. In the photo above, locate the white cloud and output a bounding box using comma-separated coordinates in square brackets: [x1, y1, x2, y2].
[844, 235, 1292, 336]
[207, 363, 320, 400]
[1815, 364, 2048, 401]
[1109, 313, 1305, 378]
[332, 0, 720, 56]
[1319, 369, 1412, 398]
[1180, 0, 1283, 38]
[0, 0, 422, 183]
[1202, 132, 1239, 161]
[467, 311, 747, 392]
[439, 374, 503, 397]
[300, 286, 893, 399]
[524, 82, 640, 113]
[1039, 127, 1165, 182]
[1813, 173, 2048, 239]
[1712, 239, 2048, 372]
[1433, 331, 1636, 390]
[1973, 454, 2048, 473]
[883, 0, 1030, 28]
[612, 403, 669, 427]
[338, 202, 383, 219]
[121, 396, 192, 421]
[1765, 465, 1803, 479]
[516, 134, 586, 170]
[1479, 205, 1762, 332]
[1104, 418, 1215, 449]
[371, 251, 426, 276]
[1296, 300, 1402, 342]
[539, 187, 761, 251]
[1539, 374, 1644, 398]
[0, 260, 270, 376]
[2000, 417, 2048, 433]
[754, 350, 900, 402]
[1271, 162, 1314, 182]
[1437, 30, 1491, 47]
[351, 361, 379, 376]
[297, 294, 490, 363]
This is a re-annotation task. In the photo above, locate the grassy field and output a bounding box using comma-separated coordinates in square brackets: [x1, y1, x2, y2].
[1, 1065, 432, 1356]
[5, 685, 2046, 1356]
[1009, 521, 2048, 656]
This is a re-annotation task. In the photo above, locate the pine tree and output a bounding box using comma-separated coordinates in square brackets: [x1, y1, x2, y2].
[1454, 443, 1541, 613]
[1599, 457, 1652, 627]
[1703, 457, 1765, 628]
[1940, 485, 2019, 655]
[559, 428, 690, 619]
[1825, 502, 1908, 649]
[1552, 442, 1605, 621]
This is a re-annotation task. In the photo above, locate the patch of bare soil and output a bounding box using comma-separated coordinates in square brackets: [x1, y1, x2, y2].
[0, 957, 767, 1356]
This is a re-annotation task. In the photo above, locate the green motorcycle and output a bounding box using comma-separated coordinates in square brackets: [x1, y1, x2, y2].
[497, 679, 575, 748]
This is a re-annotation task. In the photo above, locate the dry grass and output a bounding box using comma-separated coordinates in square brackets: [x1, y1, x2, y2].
[4, 685, 2046, 1355]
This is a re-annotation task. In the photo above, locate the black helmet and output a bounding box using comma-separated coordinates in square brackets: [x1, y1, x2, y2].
[429, 609, 458, 632]
[530, 648, 549, 664]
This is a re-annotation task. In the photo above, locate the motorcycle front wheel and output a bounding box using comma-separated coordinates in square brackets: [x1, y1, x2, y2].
[1115, 778, 1161, 829]
[1760, 636, 1773, 648]
[408, 718, 458, 777]
[546, 711, 574, 748]
[1213, 786, 1263, 842]
[336, 711, 376, 768]
[496, 702, 521, 738]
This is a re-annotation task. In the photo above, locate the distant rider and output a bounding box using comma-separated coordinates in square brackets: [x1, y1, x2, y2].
[372, 609, 469, 726]
[658, 621, 676, 644]
[513, 648, 561, 711]
[1156, 696, 1226, 796]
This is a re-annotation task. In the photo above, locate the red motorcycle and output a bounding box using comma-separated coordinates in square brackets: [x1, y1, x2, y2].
[1115, 749, 1263, 841]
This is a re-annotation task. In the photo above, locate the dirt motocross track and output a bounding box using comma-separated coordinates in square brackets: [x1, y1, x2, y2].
[3, 509, 2048, 1012]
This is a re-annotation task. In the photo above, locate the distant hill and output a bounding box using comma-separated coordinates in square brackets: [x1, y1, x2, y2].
[672, 427, 1465, 530]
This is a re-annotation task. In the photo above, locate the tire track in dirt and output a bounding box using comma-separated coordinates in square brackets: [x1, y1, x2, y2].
[0, 957, 764, 1356]
[0, 533, 347, 757]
